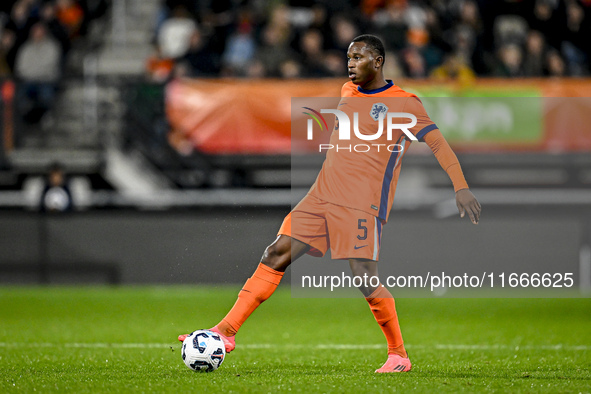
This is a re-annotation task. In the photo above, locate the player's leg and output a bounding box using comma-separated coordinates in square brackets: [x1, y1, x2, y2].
[349, 258, 380, 297]
[214, 235, 309, 339]
[180, 195, 327, 350]
[349, 259, 407, 357]
[179, 235, 310, 351]
[349, 258, 411, 372]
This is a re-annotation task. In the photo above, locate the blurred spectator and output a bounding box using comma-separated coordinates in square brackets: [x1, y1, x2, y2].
[199, 0, 237, 56]
[158, 5, 197, 59]
[424, 6, 450, 56]
[452, 0, 488, 73]
[221, 18, 256, 75]
[523, 30, 546, 77]
[40, 162, 73, 213]
[144, 0, 591, 79]
[287, 1, 316, 29]
[307, 5, 331, 38]
[329, 16, 358, 55]
[323, 50, 346, 77]
[5, 1, 32, 40]
[40, 2, 70, 60]
[0, 30, 15, 77]
[401, 46, 427, 78]
[382, 52, 405, 80]
[494, 15, 528, 48]
[279, 58, 303, 79]
[430, 54, 476, 84]
[561, 1, 589, 76]
[14, 23, 61, 123]
[495, 44, 524, 77]
[76, 0, 108, 37]
[4, 0, 34, 70]
[407, 28, 443, 72]
[530, 0, 559, 47]
[267, 4, 292, 39]
[452, 26, 476, 67]
[179, 28, 220, 77]
[372, 1, 408, 50]
[180, 28, 220, 77]
[458, 1, 482, 35]
[256, 24, 296, 77]
[246, 59, 267, 78]
[360, 0, 386, 18]
[55, 0, 84, 38]
[299, 28, 329, 77]
[404, 1, 429, 29]
[546, 49, 566, 77]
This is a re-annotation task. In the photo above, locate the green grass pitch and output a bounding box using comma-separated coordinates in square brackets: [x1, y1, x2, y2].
[1, 286, 590, 393]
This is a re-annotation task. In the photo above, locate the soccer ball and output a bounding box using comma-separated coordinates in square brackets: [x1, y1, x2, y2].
[181, 330, 226, 372]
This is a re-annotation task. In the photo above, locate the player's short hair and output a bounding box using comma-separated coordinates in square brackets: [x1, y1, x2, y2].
[351, 34, 386, 62]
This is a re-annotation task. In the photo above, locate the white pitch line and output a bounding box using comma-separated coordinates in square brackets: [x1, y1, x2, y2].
[0, 343, 589, 351]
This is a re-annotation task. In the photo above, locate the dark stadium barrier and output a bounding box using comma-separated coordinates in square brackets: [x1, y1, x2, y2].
[0, 206, 589, 295]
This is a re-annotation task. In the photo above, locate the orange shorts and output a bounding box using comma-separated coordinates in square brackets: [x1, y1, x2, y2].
[278, 194, 384, 261]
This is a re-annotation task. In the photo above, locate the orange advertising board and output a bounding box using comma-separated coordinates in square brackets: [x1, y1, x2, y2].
[166, 78, 591, 154]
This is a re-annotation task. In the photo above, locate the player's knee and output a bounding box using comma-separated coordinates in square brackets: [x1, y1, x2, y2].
[261, 241, 290, 271]
[350, 260, 377, 278]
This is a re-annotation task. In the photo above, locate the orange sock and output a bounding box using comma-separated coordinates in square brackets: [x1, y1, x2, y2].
[366, 285, 407, 358]
[217, 263, 284, 337]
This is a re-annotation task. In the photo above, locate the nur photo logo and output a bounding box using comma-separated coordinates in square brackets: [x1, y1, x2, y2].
[303, 104, 418, 153]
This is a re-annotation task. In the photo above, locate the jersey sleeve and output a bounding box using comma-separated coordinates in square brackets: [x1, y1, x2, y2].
[402, 97, 438, 142]
[423, 129, 469, 192]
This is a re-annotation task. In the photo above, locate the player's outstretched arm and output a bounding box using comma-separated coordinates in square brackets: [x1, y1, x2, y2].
[423, 129, 481, 224]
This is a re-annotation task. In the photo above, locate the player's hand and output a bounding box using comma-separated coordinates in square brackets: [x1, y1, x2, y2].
[456, 189, 481, 224]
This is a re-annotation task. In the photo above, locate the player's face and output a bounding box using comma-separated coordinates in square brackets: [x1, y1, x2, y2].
[347, 42, 382, 87]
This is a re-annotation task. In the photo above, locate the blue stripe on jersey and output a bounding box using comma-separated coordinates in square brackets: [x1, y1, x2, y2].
[376, 217, 382, 245]
[416, 123, 438, 142]
[357, 80, 394, 94]
[378, 137, 405, 220]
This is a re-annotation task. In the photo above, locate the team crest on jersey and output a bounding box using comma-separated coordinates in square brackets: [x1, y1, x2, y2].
[370, 103, 388, 121]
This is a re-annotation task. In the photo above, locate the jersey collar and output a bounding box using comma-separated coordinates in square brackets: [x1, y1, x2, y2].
[357, 80, 394, 94]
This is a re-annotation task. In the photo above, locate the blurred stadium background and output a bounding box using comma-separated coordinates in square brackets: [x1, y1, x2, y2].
[0, 0, 590, 290]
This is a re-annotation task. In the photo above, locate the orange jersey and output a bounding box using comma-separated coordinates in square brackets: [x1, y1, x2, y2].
[308, 80, 439, 222]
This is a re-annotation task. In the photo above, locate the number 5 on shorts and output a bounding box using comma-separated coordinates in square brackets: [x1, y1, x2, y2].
[357, 219, 367, 240]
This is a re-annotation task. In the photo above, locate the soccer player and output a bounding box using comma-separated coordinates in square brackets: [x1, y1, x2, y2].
[179, 34, 481, 373]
